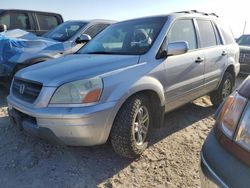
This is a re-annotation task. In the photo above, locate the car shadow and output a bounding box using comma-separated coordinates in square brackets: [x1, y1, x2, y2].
[0, 78, 242, 187]
[0, 98, 215, 187]
[150, 100, 215, 145]
[47, 100, 215, 187]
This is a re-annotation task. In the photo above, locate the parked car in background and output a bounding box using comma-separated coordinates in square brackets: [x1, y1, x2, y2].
[237, 34, 250, 74]
[200, 75, 250, 187]
[7, 10, 239, 158]
[0, 19, 113, 87]
[0, 9, 63, 35]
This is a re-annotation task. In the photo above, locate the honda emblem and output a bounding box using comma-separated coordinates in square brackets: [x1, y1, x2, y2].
[19, 84, 26, 95]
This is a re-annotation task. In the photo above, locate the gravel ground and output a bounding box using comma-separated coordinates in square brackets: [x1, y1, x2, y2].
[0, 76, 246, 188]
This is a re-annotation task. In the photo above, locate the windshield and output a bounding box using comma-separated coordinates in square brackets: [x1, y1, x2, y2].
[78, 17, 166, 55]
[43, 21, 86, 42]
[237, 35, 250, 46]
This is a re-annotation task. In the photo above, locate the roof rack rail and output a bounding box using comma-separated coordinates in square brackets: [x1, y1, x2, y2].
[174, 10, 219, 17]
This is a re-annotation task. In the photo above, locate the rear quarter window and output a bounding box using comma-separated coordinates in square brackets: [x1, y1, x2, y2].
[217, 21, 235, 45]
[37, 14, 59, 31]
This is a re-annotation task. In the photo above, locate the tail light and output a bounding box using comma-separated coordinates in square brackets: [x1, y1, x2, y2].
[235, 102, 250, 152]
[217, 92, 247, 139]
[216, 91, 250, 154]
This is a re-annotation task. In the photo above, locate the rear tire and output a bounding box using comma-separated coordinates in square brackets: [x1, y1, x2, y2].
[210, 72, 234, 107]
[110, 94, 152, 158]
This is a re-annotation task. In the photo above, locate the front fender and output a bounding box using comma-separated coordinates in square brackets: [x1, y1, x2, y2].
[104, 75, 165, 109]
[122, 76, 165, 106]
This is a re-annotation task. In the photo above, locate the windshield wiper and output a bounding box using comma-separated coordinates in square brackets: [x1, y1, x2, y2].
[87, 51, 118, 54]
[86, 51, 133, 55]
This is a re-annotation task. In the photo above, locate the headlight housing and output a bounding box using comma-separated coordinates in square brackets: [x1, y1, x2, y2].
[50, 77, 103, 105]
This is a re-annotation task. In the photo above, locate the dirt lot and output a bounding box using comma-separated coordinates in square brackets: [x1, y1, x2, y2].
[0, 76, 245, 188]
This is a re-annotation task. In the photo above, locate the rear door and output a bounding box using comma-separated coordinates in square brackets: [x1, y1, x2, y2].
[195, 19, 227, 94]
[163, 19, 205, 111]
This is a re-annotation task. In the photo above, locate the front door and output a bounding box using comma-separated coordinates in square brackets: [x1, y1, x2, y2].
[163, 19, 205, 112]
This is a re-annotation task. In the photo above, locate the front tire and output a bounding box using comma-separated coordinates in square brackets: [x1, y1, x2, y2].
[110, 95, 152, 158]
[210, 72, 234, 107]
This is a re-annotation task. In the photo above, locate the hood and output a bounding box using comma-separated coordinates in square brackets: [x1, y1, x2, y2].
[8, 41, 73, 64]
[16, 54, 140, 86]
[239, 45, 250, 53]
[0, 29, 72, 64]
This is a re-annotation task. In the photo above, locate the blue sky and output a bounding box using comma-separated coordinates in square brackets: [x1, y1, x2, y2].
[2, 0, 250, 37]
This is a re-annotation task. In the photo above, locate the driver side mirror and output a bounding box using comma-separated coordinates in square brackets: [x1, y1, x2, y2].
[75, 34, 92, 44]
[0, 24, 7, 32]
[158, 41, 188, 58]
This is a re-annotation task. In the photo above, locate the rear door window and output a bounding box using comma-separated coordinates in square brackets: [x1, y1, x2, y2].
[37, 14, 59, 31]
[0, 14, 10, 29]
[168, 19, 197, 50]
[213, 23, 223, 45]
[197, 20, 217, 48]
[83, 24, 110, 38]
[3, 12, 31, 30]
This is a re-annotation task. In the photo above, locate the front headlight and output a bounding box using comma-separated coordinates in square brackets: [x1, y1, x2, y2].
[235, 102, 250, 152]
[50, 77, 103, 104]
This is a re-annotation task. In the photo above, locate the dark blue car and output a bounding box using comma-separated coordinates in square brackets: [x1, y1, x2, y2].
[200, 76, 250, 187]
[237, 35, 250, 75]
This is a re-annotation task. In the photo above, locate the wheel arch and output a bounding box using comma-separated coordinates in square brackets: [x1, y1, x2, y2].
[216, 64, 236, 90]
[225, 64, 236, 85]
[103, 77, 166, 143]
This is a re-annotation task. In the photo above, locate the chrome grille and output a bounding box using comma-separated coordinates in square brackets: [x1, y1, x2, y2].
[240, 52, 250, 63]
[12, 78, 43, 103]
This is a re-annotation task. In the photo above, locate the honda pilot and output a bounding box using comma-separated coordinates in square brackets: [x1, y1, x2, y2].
[7, 10, 240, 158]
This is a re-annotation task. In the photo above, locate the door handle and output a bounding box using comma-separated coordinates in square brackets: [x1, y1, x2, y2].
[221, 51, 227, 56]
[195, 57, 204, 63]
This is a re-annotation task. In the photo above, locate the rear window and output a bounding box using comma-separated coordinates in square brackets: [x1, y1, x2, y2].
[37, 14, 59, 31]
[237, 35, 250, 46]
[197, 20, 217, 48]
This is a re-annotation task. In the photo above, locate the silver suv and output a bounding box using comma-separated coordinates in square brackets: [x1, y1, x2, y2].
[7, 10, 240, 158]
